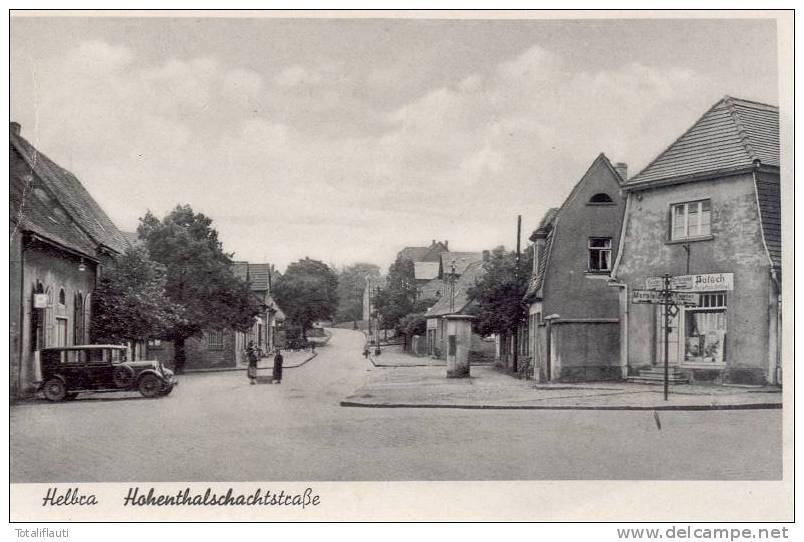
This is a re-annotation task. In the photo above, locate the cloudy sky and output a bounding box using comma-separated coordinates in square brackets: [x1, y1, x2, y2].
[10, 15, 779, 270]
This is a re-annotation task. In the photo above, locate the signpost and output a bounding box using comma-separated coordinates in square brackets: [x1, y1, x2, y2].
[631, 272, 732, 400]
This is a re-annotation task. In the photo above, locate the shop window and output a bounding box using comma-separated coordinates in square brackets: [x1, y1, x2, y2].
[206, 330, 225, 350]
[684, 292, 727, 364]
[671, 199, 711, 240]
[588, 237, 612, 272]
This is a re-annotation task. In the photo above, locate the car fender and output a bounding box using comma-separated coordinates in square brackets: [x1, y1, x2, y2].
[39, 373, 67, 390]
[136, 369, 165, 383]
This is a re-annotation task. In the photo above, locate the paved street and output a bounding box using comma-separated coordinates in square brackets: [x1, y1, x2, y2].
[11, 328, 781, 482]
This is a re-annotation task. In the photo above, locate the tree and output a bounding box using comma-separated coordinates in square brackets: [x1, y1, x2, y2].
[137, 204, 262, 372]
[374, 256, 419, 331]
[272, 257, 339, 338]
[335, 263, 381, 323]
[467, 245, 533, 337]
[90, 246, 185, 344]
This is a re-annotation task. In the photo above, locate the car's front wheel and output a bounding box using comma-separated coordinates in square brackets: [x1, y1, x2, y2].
[138, 374, 163, 398]
[42, 378, 67, 402]
[160, 384, 174, 396]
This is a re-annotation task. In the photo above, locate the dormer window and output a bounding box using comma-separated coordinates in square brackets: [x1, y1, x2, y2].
[588, 193, 614, 204]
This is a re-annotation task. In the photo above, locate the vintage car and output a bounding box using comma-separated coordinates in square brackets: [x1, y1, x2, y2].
[36, 345, 177, 401]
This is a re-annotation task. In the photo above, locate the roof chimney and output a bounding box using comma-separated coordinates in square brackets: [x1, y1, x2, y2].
[10, 122, 21, 136]
[614, 162, 628, 182]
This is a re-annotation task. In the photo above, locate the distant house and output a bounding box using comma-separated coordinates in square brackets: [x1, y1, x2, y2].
[398, 240, 448, 264]
[401, 240, 450, 300]
[612, 96, 781, 385]
[9, 122, 131, 398]
[523, 153, 627, 381]
[425, 258, 493, 361]
[148, 262, 285, 370]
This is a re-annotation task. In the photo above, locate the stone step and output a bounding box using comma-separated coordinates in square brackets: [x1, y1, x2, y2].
[628, 376, 690, 385]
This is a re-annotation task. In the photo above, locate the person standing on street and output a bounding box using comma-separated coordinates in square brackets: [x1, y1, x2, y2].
[246, 341, 258, 385]
[272, 348, 284, 384]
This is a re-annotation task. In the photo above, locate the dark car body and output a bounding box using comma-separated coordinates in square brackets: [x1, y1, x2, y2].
[36, 345, 177, 401]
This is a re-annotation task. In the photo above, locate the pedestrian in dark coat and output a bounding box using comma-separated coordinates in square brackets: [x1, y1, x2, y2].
[272, 349, 284, 384]
[246, 341, 258, 385]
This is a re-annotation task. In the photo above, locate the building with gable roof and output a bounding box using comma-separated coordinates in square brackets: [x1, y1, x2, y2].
[148, 261, 285, 370]
[611, 96, 781, 385]
[9, 122, 131, 398]
[522, 153, 627, 381]
[424, 259, 494, 361]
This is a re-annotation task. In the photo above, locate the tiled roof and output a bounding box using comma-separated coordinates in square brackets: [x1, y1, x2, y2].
[426, 261, 485, 317]
[10, 145, 99, 258]
[10, 125, 131, 254]
[417, 277, 444, 301]
[232, 261, 250, 282]
[398, 246, 431, 261]
[628, 96, 780, 186]
[247, 263, 273, 292]
[414, 261, 440, 280]
[398, 241, 448, 263]
[440, 252, 484, 277]
[523, 209, 558, 301]
[121, 231, 142, 247]
[755, 170, 781, 268]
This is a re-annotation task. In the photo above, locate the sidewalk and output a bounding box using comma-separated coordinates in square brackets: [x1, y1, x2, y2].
[367, 344, 446, 367]
[342, 364, 782, 410]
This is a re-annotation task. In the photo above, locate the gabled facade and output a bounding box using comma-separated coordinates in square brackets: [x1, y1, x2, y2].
[9, 122, 131, 398]
[611, 96, 781, 385]
[524, 153, 627, 381]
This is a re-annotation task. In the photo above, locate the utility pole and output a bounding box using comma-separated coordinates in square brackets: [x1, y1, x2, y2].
[512, 215, 522, 373]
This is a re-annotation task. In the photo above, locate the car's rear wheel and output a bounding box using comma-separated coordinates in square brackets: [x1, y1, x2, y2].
[43, 378, 67, 402]
[160, 384, 174, 396]
[138, 374, 162, 398]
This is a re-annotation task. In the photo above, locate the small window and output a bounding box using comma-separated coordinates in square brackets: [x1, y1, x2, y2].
[671, 200, 711, 240]
[58, 288, 66, 306]
[148, 339, 162, 347]
[589, 193, 614, 204]
[206, 330, 225, 350]
[588, 238, 612, 272]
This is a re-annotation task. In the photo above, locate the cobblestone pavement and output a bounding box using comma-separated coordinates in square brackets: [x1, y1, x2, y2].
[11, 329, 782, 482]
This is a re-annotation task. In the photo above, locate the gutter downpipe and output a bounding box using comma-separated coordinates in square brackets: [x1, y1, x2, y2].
[770, 267, 782, 385]
[607, 189, 633, 379]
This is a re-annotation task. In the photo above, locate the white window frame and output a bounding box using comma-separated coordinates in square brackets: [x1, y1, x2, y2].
[587, 237, 613, 272]
[670, 199, 712, 240]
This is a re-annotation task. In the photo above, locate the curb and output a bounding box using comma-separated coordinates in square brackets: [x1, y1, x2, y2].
[339, 400, 782, 411]
[182, 352, 318, 374]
